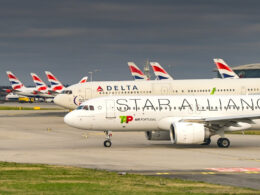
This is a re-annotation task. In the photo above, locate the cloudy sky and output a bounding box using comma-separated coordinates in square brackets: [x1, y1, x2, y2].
[1, 0, 260, 85]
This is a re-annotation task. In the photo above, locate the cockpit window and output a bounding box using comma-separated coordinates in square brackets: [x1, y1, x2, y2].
[61, 90, 72, 94]
[76, 105, 84, 110]
[77, 105, 94, 111]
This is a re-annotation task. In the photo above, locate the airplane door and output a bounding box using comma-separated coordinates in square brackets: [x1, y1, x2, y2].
[152, 83, 171, 95]
[85, 88, 92, 100]
[241, 86, 247, 95]
[106, 100, 115, 118]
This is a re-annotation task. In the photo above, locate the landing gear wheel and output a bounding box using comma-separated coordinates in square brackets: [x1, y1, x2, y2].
[104, 130, 112, 147]
[201, 138, 211, 145]
[104, 140, 112, 147]
[217, 138, 230, 148]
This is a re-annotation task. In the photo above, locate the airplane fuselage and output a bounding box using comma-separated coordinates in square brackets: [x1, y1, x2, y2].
[55, 78, 260, 109]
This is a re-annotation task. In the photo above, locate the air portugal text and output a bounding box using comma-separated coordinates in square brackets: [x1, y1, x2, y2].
[115, 98, 260, 112]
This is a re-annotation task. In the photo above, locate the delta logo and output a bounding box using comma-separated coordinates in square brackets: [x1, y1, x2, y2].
[97, 85, 138, 92]
[97, 86, 103, 92]
[120, 116, 133, 123]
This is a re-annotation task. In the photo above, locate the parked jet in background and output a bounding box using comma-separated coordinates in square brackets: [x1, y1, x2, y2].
[128, 62, 148, 80]
[64, 95, 260, 148]
[45, 71, 65, 94]
[214, 58, 239, 79]
[45, 71, 88, 94]
[6, 71, 38, 97]
[30, 73, 54, 98]
[79, 77, 88, 83]
[150, 62, 173, 80]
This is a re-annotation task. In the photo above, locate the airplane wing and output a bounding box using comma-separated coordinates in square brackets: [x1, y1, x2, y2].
[182, 114, 260, 123]
[158, 114, 260, 132]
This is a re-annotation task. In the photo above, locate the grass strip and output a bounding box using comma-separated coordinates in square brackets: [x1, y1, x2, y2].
[226, 130, 260, 135]
[0, 162, 259, 194]
[0, 106, 62, 110]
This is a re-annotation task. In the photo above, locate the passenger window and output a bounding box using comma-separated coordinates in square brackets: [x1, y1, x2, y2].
[89, 105, 94, 110]
[83, 105, 89, 110]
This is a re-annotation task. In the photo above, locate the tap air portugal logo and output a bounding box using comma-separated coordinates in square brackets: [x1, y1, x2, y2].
[97, 85, 138, 92]
[120, 116, 133, 123]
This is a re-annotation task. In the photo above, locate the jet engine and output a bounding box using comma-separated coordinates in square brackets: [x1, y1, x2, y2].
[145, 131, 171, 141]
[171, 122, 210, 144]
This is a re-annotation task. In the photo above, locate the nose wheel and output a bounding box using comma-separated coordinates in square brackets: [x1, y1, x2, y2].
[217, 138, 230, 148]
[104, 131, 112, 147]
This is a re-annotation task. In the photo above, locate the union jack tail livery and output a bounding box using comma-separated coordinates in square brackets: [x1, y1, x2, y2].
[150, 62, 173, 80]
[6, 71, 25, 91]
[31, 73, 48, 92]
[79, 76, 88, 83]
[128, 62, 148, 80]
[214, 59, 239, 79]
[45, 71, 64, 93]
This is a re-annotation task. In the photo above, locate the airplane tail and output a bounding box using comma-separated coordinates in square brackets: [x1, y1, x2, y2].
[45, 71, 64, 92]
[213, 58, 239, 79]
[6, 71, 25, 91]
[79, 76, 88, 83]
[31, 73, 48, 92]
[127, 62, 148, 80]
[150, 62, 173, 80]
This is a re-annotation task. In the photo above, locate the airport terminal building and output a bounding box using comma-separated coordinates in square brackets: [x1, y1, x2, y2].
[216, 63, 260, 78]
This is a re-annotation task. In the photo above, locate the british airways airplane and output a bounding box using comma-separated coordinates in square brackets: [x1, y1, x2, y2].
[127, 62, 148, 80]
[45, 71, 88, 94]
[6, 71, 39, 97]
[214, 58, 239, 79]
[64, 95, 260, 148]
[150, 62, 173, 80]
[30, 73, 55, 98]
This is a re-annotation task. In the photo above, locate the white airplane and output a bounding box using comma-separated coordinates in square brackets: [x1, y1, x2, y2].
[127, 62, 148, 80]
[150, 62, 173, 80]
[54, 78, 260, 109]
[6, 71, 39, 97]
[213, 58, 239, 79]
[30, 73, 55, 99]
[64, 95, 260, 148]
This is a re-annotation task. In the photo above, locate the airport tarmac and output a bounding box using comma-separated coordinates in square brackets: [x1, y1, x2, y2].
[0, 109, 260, 189]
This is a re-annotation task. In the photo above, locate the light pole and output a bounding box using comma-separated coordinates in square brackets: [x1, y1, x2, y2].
[88, 69, 100, 82]
[88, 71, 93, 82]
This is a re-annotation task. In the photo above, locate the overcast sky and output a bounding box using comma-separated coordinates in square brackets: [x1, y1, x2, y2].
[1, 0, 260, 85]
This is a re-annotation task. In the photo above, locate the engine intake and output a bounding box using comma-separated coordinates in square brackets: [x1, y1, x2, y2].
[171, 122, 208, 144]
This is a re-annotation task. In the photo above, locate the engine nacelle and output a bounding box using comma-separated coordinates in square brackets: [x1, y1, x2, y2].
[145, 131, 171, 141]
[171, 122, 207, 144]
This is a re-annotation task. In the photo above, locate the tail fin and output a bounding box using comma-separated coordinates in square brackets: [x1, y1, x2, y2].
[45, 71, 64, 92]
[79, 76, 88, 83]
[31, 73, 48, 92]
[6, 71, 25, 90]
[127, 62, 148, 80]
[213, 58, 239, 79]
[150, 62, 173, 80]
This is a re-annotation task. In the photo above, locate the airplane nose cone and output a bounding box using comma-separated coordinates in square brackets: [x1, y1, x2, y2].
[54, 95, 61, 105]
[64, 112, 75, 127]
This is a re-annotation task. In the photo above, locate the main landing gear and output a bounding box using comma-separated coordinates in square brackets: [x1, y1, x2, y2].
[217, 138, 230, 148]
[104, 130, 112, 147]
[201, 138, 211, 145]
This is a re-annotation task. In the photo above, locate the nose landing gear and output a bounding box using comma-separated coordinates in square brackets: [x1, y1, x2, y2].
[104, 130, 112, 147]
